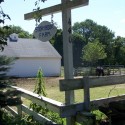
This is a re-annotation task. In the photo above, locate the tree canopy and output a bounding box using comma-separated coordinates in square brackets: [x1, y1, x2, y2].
[1, 0, 124, 67]
[3, 25, 32, 38]
[0, 2, 11, 51]
[0, 56, 17, 79]
[82, 39, 107, 65]
[52, 19, 125, 67]
[72, 19, 115, 45]
[72, 19, 112, 66]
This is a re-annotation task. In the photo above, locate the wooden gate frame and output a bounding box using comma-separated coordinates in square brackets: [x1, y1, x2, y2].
[2, 75, 125, 124]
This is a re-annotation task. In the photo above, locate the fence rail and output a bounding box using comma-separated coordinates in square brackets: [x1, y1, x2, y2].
[60, 75, 125, 91]
[74, 66, 125, 76]
[2, 75, 125, 124]
[3, 86, 63, 124]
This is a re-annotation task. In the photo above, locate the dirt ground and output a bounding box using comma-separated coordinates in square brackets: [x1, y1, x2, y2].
[10, 76, 83, 102]
[10, 77, 65, 102]
[11, 77, 63, 91]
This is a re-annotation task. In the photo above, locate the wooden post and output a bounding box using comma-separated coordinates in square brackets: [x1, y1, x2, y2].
[24, 1, 89, 124]
[61, 0, 74, 105]
[83, 77, 90, 111]
[62, 0, 75, 124]
[17, 94, 22, 116]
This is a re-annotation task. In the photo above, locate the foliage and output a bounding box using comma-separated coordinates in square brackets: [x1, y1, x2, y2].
[111, 36, 125, 65]
[82, 39, 107, 65]
[72, 19, 115, 66]
[0, 26, 8, 51]
[72, 33, 85, 67]
[0, 0, 23, 114]
[2, 25, 32, 38]
[0, 56, 17, 79]
[0, 1, 32, 51]
[73, 19, 98, 43]
[0, 87, 22, 107]
[34, 68, 47, 96]
[0, 4, 11, 51]
[73, 19, 115, 44]
[0, 109, 42, 125]
[0, 0, 3, 4]
[0, 56, 20, 108]
[50, 19, 123, 67]
[29, 69, 64, 124]
[34, 0, 47, 6]
[31, 0, 47, 25]
[50, 29, 64, 65]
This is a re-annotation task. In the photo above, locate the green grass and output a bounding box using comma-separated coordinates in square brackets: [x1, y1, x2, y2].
[4, 77, 125, 125]
[46, 84, 125, 103]
[22, 83, 125, 105]
[22, 84, 125, 107]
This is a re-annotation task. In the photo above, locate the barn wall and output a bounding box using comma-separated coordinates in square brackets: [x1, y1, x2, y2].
[7, 57, 61, 77]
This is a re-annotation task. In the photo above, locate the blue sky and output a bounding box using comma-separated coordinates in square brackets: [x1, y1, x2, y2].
[1, 0, 125, 37]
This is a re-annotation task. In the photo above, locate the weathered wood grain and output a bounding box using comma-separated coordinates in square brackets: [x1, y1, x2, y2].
[11, 86, 62, 114]
[5, 106, 18, 116]
[60, 75, 125, 91]
[24, 0, 88, 20]
[22, 104, 57, 124]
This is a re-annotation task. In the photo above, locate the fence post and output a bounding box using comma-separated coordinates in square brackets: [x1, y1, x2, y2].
[17, 94, 22, 116]
[119, 67, 121, 75]
[83, 77, 90, 111]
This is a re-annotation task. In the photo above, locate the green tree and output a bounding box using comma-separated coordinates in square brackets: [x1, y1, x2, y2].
[29, 69, 63, 124]
[73, 19, 98, 43]
[72, 33, 85, 67]
[3, 25, 32, 38]
[73, 19, 115, 65]
[112, 36, 125, 65]
[50, 29, 85, 67]
[0, 1, 11, 51]
[50, 29, 63, 65]
[0, 1, 22, 108]
[82, 39, 107, 66]
[0, 56, 20, 108]
[73, 19, 114, 45]
[0, 56, 16, 79]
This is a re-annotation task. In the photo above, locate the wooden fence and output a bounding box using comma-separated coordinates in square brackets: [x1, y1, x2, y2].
[3, 75, 125, 124]
[74, 66, 125, 76]
[103, 65, 125, 75]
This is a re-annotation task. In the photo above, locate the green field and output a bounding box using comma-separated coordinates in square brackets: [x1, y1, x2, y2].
[46, 83, 125, 103]
[15, 76, 125, 104]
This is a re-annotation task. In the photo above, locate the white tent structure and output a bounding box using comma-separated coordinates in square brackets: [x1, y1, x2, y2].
[0, 33, 61, 77]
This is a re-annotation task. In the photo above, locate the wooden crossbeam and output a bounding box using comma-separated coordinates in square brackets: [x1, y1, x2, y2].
[59, 94, 125, 117]
[60, 75, 125, 91]
[24, 0, 89, 20]
[24, 1, 89, 124]
[21, 105, 57, 124]
[11, 86, 62, 113]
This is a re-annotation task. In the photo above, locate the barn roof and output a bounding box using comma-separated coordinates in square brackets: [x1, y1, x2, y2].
[0, 37, 61, 58]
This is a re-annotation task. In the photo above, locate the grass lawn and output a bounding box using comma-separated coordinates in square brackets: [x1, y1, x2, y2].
[13, 77, 125, 103]
[73, 84, 125, 104]
[8, 76, 125, 124]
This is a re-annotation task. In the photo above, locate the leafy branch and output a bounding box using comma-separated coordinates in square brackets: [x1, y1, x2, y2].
[29, 69, 63, 124]
[0, 3, 11, 51]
